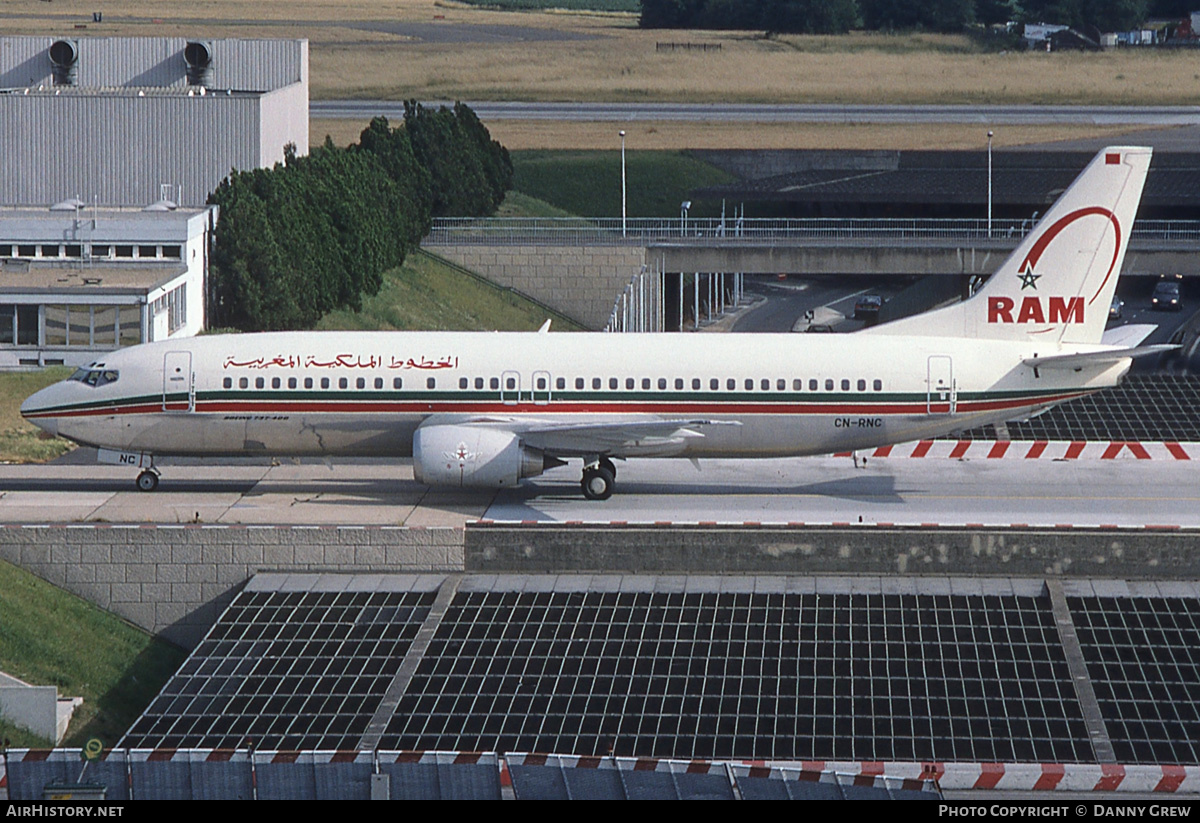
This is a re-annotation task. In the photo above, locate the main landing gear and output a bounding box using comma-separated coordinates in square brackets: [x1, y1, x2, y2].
[136, 468, 160, 492]
[580, 457, 617, 500]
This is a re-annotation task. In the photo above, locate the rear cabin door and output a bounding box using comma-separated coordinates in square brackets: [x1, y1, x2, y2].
[163, 351, 194, 412]
[926, 355, 956, 415]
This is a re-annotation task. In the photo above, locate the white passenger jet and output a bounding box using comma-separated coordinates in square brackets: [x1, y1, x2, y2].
[22, 147, 1167, 500]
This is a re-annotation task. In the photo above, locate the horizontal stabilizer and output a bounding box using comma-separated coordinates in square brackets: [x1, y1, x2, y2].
[1101, 323, 1157, 348]
[1023, 344, 1178, 370]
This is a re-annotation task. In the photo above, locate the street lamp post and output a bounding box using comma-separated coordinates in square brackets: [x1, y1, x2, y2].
[987, 130, 994, 238]
[619, 130, 627, 238]
[680, 200, 691, 237]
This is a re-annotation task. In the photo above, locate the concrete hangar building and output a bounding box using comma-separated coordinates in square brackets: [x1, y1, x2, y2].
[0, 36, 308, 367]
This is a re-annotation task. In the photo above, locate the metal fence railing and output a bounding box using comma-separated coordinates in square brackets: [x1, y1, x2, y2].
[425, 217, 1200, 247]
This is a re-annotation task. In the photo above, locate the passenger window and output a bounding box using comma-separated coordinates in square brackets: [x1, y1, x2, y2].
[745, 378, 754, 390]
[810, 379, 818, 391]
[536, 377, 547, 390]
[395, 377, 404, 389]
[841, 379, 850, 391]
[793, 379, 801, 391]
[777, 379, 786, 391]
[556, 377, 566, 390]
[272, 377, 281, 389]
[357, 377, 366, 389]
[825, 379, 833, 391]
[693, 378, 702, 390]
[857, 379, 866, 391]
[675, 378, 684, 390]
[506, 377, 516, 390]
[710, 378, 718, 390]
[320, 378, 330, 389]
[659, 378, 668, 390]
[305, 377, 314, 389]
[255, 377, 265, 389]
[459, 377, 468, 389]
[489, 377, 499, 390]
[239, 377, 248, 389]
[223, 377, 232, 389]
[874, 379, 883, 391]
[475, 377, 484, 389]
[761, 378, 770, 391]
[576, 377, 585, 390]
[626, 378, 635, 390]
[727, 378, 735, 390]
[289, 377, 298, 389]
[427, 377, 436, 389]
[339, 377, 348, 389]
[375, 377, 384, 390]
[609, 377, 618, 390]
[592, 378, 601, 390]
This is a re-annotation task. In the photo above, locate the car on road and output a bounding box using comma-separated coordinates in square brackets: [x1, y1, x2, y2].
[1109, 295, 1124, 320]
[1151, 280, 1182, 311]
[853, 294, 883, 322]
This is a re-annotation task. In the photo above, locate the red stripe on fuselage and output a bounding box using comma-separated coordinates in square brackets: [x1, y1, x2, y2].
[27, 391, 1093, 420]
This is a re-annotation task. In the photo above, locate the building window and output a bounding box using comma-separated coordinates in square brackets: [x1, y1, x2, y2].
[137, 245, 157, 259]
[115, 245, 134, 258]
[163, 245, 182, 259]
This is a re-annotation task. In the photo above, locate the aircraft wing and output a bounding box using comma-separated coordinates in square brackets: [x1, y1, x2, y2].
[425, 415, 740, 456]
[1023, 344, 1178, 370]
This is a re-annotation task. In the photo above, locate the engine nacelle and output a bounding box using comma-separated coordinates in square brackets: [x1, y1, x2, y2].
[412, 425, 561, 488]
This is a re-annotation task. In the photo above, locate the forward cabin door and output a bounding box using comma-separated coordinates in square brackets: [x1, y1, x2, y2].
[163, 351, 194, 412]
[926, 355, 956, 415]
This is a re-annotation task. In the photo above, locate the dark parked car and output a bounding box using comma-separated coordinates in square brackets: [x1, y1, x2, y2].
[1151, 281, 1182, 311]
[1109, 295, 1123, 320]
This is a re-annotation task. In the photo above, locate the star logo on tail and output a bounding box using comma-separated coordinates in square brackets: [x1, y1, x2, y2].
[1017, 261, 1041, 290]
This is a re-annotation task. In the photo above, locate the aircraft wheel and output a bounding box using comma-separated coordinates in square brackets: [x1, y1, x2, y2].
[136, 470, 159, 492]
[599, 457, 617, 480]
[581, 466, 615, 501]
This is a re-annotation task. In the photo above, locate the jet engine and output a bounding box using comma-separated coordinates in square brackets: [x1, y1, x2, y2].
[412, 425, 564, 488]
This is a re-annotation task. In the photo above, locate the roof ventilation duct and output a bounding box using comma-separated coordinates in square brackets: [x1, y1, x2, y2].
[49, 40, 78, 86]
[184, 41, 212, 87]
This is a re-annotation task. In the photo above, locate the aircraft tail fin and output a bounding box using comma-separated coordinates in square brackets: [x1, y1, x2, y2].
[868, 146, 1152, 346]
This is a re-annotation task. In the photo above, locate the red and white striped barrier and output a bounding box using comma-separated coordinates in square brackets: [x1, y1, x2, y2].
[784, 761, 1200, 793]
[837, 440, 1200, 461]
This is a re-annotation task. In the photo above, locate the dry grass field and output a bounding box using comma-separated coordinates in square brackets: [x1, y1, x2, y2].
[5, 0, 1199, 106]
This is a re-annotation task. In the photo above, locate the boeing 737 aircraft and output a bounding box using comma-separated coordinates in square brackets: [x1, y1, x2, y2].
[22, 147, 1168, 499]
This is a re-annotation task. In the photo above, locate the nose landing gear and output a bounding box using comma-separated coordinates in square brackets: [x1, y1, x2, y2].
[136, 468, 160, 492]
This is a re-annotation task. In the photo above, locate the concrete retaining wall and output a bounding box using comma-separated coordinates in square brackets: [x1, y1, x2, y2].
[0, 525, 465, 648]
[464, 525, 1200, 579]
[428, 244, 646, 329]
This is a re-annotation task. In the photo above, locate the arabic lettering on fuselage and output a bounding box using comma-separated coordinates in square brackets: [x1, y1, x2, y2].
[222, 354, 458, 370]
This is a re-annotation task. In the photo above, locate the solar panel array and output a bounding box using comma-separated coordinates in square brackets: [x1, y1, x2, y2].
[123, 575, 1200, 766]
[381, 583, 1092, 763]
[121, 585, 434, 750]
[959, 375, 1200, 442]
[1069, 595, 1200, 764]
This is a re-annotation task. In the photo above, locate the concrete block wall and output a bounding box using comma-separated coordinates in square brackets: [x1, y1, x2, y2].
[0, 525, 465, 648]
[430, 245, 646, 329]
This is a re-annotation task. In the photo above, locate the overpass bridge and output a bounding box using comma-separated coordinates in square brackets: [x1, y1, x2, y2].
[425, 217, 1200, 329]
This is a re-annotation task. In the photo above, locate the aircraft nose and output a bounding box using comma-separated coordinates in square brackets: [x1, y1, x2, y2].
[21, 387, 59, 438]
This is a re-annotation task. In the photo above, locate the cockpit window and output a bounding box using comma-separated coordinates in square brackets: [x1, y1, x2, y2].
[68, 367, 119, 387]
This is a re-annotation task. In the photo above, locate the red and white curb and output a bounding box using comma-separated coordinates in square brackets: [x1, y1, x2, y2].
[836, 440, 1200, 460]
[763, 761, 1200, 793]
